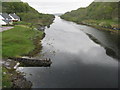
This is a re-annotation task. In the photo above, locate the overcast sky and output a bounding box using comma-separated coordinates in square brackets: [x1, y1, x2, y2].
[21, 0, 94, 14]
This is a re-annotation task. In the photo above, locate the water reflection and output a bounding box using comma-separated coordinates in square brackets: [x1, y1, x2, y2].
[18, 16, 118, 88]
[86, 33, 118, 59]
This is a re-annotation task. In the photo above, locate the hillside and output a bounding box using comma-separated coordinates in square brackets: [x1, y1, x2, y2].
[61, 2, 120, 31]
[2, 2, 55, 27]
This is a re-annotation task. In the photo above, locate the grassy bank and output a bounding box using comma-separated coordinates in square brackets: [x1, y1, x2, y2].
[60, 2, 120, 33]
[80, 19, 119, 32]
[2, 25, 43, 58]
[60, 15, 120, 33]
[2, 25, 44, 88]
[1, 1, 55, 88]
[90, 24, 120, 34]
[79, 19, 120, 34]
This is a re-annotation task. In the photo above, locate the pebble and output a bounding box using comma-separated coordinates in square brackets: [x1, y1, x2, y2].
[3, 72, 6, 75]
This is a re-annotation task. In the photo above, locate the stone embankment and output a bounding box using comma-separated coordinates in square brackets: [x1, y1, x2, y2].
[9, 57, 52, 67]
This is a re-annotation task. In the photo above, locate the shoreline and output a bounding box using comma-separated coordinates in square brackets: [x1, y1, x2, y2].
[85, 24, 120, 34]
[60, 17, 120, 34]
[2, 60, 32, 88]
[2, 25, 47, 88]
[26, 32, 45, 57]
[2, 30, 46, 88]
[2, 1, 55, 88]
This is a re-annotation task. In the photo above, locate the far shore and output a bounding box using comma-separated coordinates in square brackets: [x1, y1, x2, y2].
[60, 17, 120, 34]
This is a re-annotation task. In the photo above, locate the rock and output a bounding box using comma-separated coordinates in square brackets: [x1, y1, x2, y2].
[13, 79, 32, 88]
[3, 72, 6, 74]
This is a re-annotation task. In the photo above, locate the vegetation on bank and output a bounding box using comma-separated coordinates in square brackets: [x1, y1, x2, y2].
[1, 1, 55, 88]
[1, 1, 55, 58]
[61, 2, 120, 32]
[2, 25, 43, 58]
[1, 25, 44, 88]
[2, 2, 55, 27]
[2, 67, 12, 88]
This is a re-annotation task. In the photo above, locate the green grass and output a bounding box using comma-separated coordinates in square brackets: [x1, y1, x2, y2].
[61, 2, 119, 31]
[2, 25, 43, 58]
[2, 67, 12, 88]
[1, 25, 43, 88]
[13, 21, 31, 26]
[82, 19, 119, 28]
[0, 66, 2, 89]
[0, 31, 2, 59]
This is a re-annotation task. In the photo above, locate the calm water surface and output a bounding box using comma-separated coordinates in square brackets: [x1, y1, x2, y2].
[18, 16, 119, 88]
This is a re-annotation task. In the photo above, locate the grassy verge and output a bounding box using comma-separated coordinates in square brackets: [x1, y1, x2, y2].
[2, 25, 43, 58]
[2, 25, 44, 88]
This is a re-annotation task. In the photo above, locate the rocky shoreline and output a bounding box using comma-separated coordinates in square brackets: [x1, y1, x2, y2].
[2, 59, 32, 88]
[1, 19, 55, 88]
[2, 29, 46, 88]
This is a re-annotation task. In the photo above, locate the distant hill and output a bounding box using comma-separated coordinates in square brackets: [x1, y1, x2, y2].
[2, 1, 55, 26]
[61, 2, 120, 30]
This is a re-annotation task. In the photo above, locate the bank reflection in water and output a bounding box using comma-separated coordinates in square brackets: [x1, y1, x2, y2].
[18, 16, 118, 88]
